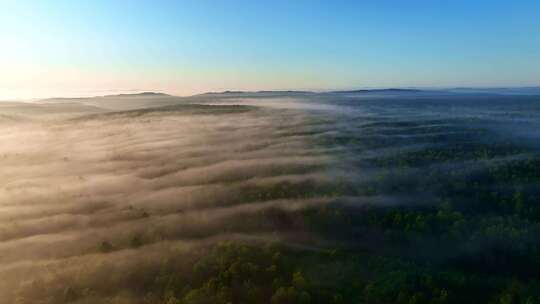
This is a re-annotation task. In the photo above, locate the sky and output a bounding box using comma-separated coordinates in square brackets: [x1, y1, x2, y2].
[1, 0, 540, 99]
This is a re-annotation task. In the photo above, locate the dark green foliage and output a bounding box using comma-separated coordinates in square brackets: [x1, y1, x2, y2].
[99, 240, 114, 253]
[142, 240, 540, 304]
[116, 116, 540, 303]
[72, 99, 540, 303]
[131, 234, 143, 248]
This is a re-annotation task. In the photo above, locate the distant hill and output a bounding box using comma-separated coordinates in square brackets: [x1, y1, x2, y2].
[101, 92, 171, 98]
[330, 88, 424, 94]
[446, 87, 540, 95]
[201, 90, 246, 95]
[38, 92, 170, 103]
[200, 90, 313, 96]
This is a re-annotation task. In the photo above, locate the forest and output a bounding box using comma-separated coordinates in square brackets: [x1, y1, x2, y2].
[2, 92, 540, 303]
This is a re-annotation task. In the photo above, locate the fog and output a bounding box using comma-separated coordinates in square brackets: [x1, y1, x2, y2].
[0, 94, 343, 303]
[2, 91, 540, 303]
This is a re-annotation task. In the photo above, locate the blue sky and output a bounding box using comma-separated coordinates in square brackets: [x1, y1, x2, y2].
[1, 0, 539, 98]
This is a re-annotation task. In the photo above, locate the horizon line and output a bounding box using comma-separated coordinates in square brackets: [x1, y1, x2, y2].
[2, 85, 540, 102]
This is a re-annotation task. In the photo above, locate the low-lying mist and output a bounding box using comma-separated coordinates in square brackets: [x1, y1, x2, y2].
[0, 96, 346, 303]
[2, 91, 540, 303]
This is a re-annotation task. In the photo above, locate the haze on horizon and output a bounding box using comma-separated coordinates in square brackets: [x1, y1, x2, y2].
[2, 0, 540, 100]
